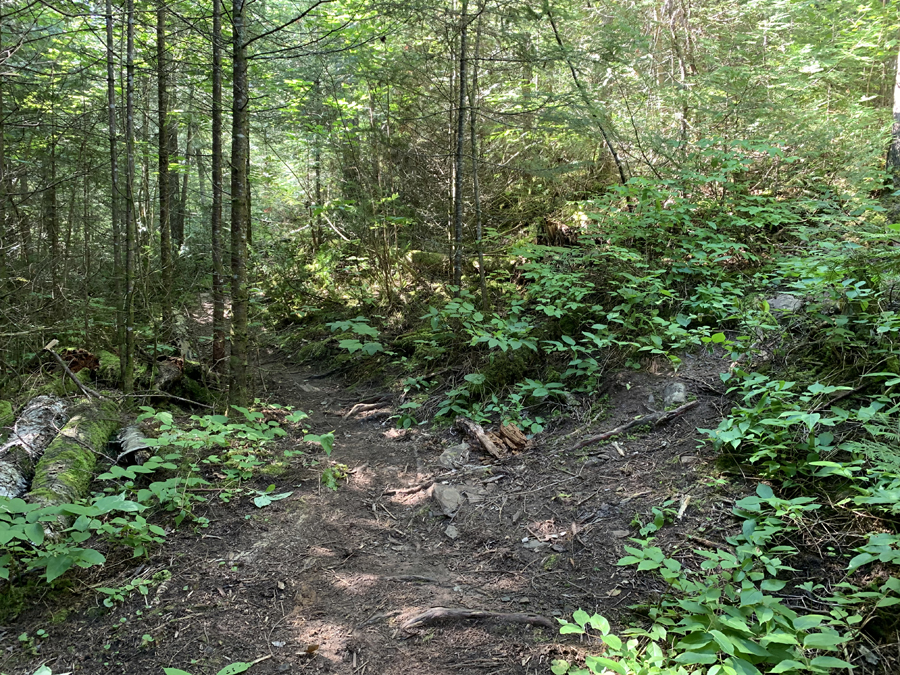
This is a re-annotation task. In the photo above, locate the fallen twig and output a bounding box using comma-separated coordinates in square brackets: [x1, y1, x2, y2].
[43, 340, 103, 399]
[114, 391, 213, 408]
[687, 533, 731, 550]
[570, 400, 699, 451]
[345, 401, 388, 418]
[401, 606, 553, 631]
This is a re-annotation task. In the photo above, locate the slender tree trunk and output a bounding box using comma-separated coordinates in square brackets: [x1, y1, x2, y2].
[124, 0, 136, 393]
[157, 0, 171, 317]
[888, 43, 900, 189]
[452, 0, 468, 292]
[468, 14, 487, 313]
[43, 142, 58, 293]
[0, 9, 6, 290]
[229, 0, 250, 405]
[211, 0, 226, 370]
[105, 1, 123, 363]
[175, 110, 193, 248]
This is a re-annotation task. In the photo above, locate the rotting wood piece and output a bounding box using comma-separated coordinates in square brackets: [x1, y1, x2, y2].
[0, 396, 69, 498]
[455, 416, 503, 460]
[570, 400, 699, 452]
[489, 423, 532, 452]
[29, 400, 121, 530]
[401, 606, 554, 631]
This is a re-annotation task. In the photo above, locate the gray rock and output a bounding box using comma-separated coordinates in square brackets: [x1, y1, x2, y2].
[444, 524, 459, 539]
[522, 539, 547, 551]
[663, 382, 687, 407]
[767, 293, 803, 313]
[433, 484, 463, 516]
[437, 442, 470, 469]
[611, 530, 630, 538]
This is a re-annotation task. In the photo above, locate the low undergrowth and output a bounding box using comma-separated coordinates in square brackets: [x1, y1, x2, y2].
[0, 402, 334, 622]
[256, 140, 900, 672]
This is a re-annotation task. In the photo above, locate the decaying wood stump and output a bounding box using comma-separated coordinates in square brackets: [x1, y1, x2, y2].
[29, 400, 121, 526]
[0, 396, 69, 498]
[455, 416, 503, 460]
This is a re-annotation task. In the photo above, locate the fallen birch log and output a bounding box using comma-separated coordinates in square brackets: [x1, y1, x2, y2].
[29, 400, 121, 529]
[114, 425, 151, 465]
[570, 400, 699, 451]
[0, 396, 69, 498]
[402, 606, 554, 631]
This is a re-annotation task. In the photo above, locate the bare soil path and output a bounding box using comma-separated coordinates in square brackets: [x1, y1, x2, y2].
[0, 352, 733, 675]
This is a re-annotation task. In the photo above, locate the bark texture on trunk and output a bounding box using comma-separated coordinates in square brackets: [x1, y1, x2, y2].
[0, 396, 69, 498]
[229, 0, 250, 405]
[211, 0, 226, 370]
[888, 45, 900, 189]
[451, 0, 468, 292]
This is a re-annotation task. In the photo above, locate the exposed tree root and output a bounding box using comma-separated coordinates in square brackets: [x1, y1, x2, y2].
[401, 606, 554, 631]
[570, 400, 699, 451]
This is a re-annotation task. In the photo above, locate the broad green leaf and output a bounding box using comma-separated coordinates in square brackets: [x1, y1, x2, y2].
[25, 522, 44, 545]
[802, 632, 848, 650]
[584, 655, 627, 675]
[572, 609, 590, 628]
[45, 554, 74, 583]
[809, 656, 853, 669]
[674, 651, 718, 664]
[217, 664, 252, 675]
[769, 660, 806, 673]
[163, 670, 194, 675]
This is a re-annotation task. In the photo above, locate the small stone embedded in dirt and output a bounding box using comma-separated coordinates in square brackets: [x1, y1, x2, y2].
[523, 539, 547, 551]
[272, 640, 286, 647]
[612, 530, 630, 538]
[501, 596, 511, 602]
[680, 455, 699, 465]
[433, 483, 464, 516]
[444, 524, 459, 539]
[551, 543, 567, 552]
[437, 442, 470, 469]
[518, 597, 530, 604]
[584, 456, 607, 467]
[298, 383, 321, 393]
[663, 382, 687, 407]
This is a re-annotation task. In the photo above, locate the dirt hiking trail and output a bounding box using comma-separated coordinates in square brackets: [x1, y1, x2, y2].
[0, 352, 734, 675]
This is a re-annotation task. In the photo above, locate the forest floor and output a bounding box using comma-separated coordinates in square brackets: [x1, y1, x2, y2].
[0, 350, 748, 675]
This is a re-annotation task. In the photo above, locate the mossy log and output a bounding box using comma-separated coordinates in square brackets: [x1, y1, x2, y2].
[29, 400, 121, 519]
[0, 396, 70, 498]
[0, 400, 13, 445]
[0, 401, 13, 430]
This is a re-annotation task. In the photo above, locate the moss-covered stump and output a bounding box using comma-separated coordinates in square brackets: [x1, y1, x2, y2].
[0, 396, 70, 498]
[29, 400, 120, 522]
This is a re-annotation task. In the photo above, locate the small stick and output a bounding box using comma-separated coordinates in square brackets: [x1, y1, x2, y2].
[570, 400, 698, 451]
[43, 340, 103, 399]
[114, 391, 213, 408]
[687, 533, 731, 550]
[401, 606, 554, 631]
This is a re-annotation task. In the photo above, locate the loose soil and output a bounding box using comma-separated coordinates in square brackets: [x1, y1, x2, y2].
[0, 352, 743, 675]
